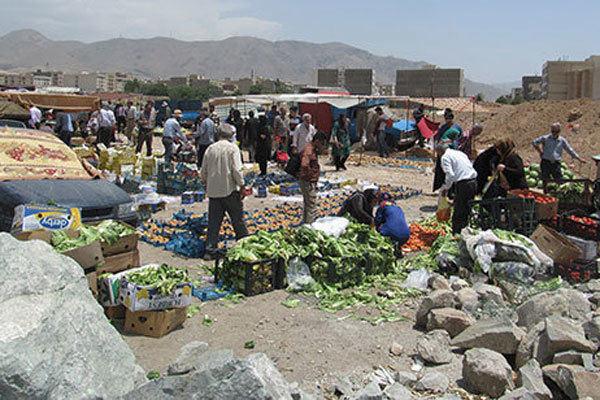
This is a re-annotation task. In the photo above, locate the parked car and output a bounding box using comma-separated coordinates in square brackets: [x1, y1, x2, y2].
[0, 119, 27, 128]
[0, 128, 137, 231]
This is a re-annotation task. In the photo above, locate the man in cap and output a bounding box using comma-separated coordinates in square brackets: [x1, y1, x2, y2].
[200, 123, 249, 260]
[162, 109, 188, 163]
[194, 110, 216, 167]
[436, 143, 478, 234]
[532, 122, 586, 182]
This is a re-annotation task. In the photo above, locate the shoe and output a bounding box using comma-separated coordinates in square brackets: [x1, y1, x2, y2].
[341, 165, 347, 170]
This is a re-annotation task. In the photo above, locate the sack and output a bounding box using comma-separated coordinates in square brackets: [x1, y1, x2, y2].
[436, 196, 451, 222]
[284, 153, 300, 177]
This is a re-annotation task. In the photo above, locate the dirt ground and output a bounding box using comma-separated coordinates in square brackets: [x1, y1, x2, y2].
[123, 156, 455, 394]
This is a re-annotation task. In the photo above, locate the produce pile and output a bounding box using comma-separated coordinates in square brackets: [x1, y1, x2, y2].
[123, 264, 189, 295]
[546, 181, 590, 204]
[222, 221, 396, 291]
[139, 185, 422, 258]
[51, 220, 137, 252]
[348, 154, 432, 170]
[524, 162, 577, 189]
[512, 190, 557, 204]
[402, 217, 450, 253]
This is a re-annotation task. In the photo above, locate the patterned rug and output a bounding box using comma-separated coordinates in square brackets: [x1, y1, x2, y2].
[0, 128, 91, 181]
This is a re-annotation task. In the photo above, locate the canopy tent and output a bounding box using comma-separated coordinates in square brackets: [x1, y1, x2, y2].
[0, 92, 100, 112]
[209, 94, 409, 110]
[0, 101, 30, 120]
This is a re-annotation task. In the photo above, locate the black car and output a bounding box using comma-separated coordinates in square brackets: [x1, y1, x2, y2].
[0, 128, 137, 231]
[0, 119, 27, 128]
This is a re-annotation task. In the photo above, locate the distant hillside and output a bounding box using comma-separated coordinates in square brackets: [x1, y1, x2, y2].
[0, 29, 508, 99]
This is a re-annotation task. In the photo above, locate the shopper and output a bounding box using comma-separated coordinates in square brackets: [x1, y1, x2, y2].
[436, 143, 478, 234]
[374, 107, 390, 158]
[201, 123, 249, 259]
[29, 105, 41, 129]
[244, 110, 260, 162]
[195, 111, 215, 167]
[97, 102, 116, 147]
[457, 123, 483, 160]
[332, 114, 351, 171]
[375, 192, 411, 248]
[162, 109, 188, 163]
[125, 100, 137, 140]
[435, 108, 463, 144]
[54, 110, 75, 147]
[136, 101, 156, 156]
[298, 131, 328, 224]
[532, 122, 586, 182]
[255, 115, 271, 175]
[292, 113, 317, 154]
[337, 188, 379, 226]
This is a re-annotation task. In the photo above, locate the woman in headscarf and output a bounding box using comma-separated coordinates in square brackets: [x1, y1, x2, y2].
[332, 114, 351, 171]
[338, 188, 379, 226]
[474, 137, 527, 198]
[255, 115, 271, 176]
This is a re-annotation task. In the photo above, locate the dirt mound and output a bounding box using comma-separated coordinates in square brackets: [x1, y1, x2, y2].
[454, 99, 600, 177]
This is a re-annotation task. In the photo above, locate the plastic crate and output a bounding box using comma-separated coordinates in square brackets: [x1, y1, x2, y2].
[555, 260, 597, 283]
[469, 197, 537, 236]
[303, 253, 372, 288]
[218, 257, 285, 296]
[562, 211, 600, 241]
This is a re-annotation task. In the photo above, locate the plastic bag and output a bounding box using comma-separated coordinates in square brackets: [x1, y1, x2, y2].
[489, 261, 535, 285]
[401, 268, 431, 291]
[286, 257, 316, 292]
[436, 196, 451, 222]
[308, 216, 350, 238]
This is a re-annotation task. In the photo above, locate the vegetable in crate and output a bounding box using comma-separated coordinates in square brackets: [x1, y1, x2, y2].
[124, 264, 189, 295]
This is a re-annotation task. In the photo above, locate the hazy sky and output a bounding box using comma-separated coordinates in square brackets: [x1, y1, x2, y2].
[3, 0, 599, 83]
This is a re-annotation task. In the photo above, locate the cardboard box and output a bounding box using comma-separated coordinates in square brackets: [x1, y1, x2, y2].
[96, 249, 140, 275]
[93, 221, 139, 256]
[531, 224, 583, 265]
[508, 190, 558, 221]
[104, 305, 126, 320]
[98, 265, 154, 307]
[13, 230, 104, 269]
[86, 271, 98, 299]
[11, 204, 82, 234]
[124, 307, 187, 338]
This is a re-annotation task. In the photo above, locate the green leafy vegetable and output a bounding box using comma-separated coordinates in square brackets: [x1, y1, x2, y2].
[282, 298, 300, 308]
[244, 340, 255, 349]
[124, 264, 189, 296]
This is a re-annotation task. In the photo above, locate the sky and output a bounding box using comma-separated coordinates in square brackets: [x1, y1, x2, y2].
[2, 0, 599, 84]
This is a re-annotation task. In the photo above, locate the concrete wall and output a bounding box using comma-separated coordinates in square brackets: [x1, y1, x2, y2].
[395, 68, 464, 97]
[343, 69, 374, 95]
[314, 69, 340, 87]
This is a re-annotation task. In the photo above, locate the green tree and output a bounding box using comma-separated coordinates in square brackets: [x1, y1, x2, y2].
[274, 79, 292, 94]
[141, 83, 168, 96]
[495, 95, 509, 104]
[249, 84, 264, 94]
[474, 93, 484, 102]
[124, 79, 141, 93]
[511, 95, 524, 105]
[167, 85, 197, 100]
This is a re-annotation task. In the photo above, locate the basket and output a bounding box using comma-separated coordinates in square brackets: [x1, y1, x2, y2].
[555, 260, 597, 283]
[562, 211, 600, 241]
[217, 257, 285, 296]
[469, 197, 537, 236]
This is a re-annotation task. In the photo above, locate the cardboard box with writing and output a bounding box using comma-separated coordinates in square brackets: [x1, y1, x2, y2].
[97, 249, 140, 275]
[531, 224, 583, 265]
[124, 308, 187, 338]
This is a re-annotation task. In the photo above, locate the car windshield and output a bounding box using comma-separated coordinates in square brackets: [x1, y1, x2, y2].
[0, 127, 91, 181]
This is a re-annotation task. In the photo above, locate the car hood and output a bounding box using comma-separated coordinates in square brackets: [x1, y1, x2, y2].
[0, 179, 132, 209]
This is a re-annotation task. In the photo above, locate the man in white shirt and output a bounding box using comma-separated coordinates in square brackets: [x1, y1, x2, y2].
[29, 105, 42, 129]
[98, 102, 116, 147]
[292, 113, 317, 154]
[200, 123, 249, 259]
[125, 100, 137, 141]
[436, 143, 478, 234]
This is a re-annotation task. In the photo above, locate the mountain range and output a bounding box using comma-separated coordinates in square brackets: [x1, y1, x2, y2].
[0, 29, 512, 100]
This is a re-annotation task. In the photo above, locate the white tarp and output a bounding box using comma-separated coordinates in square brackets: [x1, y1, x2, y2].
[209, 94, 409, 110]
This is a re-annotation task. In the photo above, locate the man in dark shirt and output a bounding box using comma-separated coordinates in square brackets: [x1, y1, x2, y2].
[244, 111, 259, 162]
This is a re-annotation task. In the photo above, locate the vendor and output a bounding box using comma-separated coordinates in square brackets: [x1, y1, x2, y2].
[474, 138, 527, 197]
[532, 122, 586, 182]
[337, 188, 379, 226]
[375, 193, 411, 253]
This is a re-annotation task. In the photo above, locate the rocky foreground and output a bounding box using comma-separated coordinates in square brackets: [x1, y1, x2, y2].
[1, 232, 599, 399]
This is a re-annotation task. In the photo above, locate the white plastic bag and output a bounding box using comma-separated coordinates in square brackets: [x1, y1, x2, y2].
[401, 268, 431, 291]
[308, 216, 350, 238]
[286, 257, 316, 292]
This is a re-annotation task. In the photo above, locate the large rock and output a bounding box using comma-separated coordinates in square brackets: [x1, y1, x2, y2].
[415, 290, 458, 328]
[462, 348, 515, 398]
[451, 317, 526, 355]
[516, 322, 546, 369]
[394, 371, 418, 388]
[537, 315, 597, 365]
[355, 381, 383, 400]
[167, 341, 209, 375]
[413, 371, 449, 393]
[383, 382, 414, 400]
[451, 278, 470, 291]
[577, 279, 600, 293]
[473, 282, 504, 304]
[429, 274, 451, 291]
[426, 307, 475, 337]
[516, 359, 552, 400]
[552, 351, 587, 366]
[498, 388, 539, 400]
[542, 364, 600, 400]
[583, 316, 600, 346]
[126, 352, 296, 399]
[0, 233, 143, 399]
[416, 329, 452, 365]
[456, 287, 479, 310]
[516, 289, 591, 330]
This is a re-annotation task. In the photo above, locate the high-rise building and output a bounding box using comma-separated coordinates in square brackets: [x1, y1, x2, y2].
[395, 68, 464, 97]
[541, 56, 600, 100]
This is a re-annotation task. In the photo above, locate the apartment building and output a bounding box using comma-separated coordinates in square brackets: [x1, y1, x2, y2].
[395, 67, 465, 97]
[541, 56, 600, 100]
[313, 68, 375, 95]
